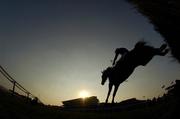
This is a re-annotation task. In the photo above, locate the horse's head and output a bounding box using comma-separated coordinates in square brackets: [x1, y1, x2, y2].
[101, 71, 107, 85]
[101, 67, 112, 85]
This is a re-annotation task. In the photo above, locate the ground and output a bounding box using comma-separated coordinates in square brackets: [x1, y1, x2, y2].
[0, 87, 180, 119]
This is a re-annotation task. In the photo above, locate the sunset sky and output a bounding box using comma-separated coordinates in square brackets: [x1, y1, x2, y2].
[0, 0, 180, 105]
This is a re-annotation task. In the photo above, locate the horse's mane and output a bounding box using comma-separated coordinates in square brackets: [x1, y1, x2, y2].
[102, 67, 112, 75]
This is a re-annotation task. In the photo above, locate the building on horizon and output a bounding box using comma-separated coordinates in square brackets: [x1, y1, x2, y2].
[62, 96, 99, 108]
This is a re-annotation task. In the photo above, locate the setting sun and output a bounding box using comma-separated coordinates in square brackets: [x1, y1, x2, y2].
[79, 90, 90, 98]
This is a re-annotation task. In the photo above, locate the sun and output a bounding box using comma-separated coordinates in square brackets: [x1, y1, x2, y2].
[79, 90, 90, 98]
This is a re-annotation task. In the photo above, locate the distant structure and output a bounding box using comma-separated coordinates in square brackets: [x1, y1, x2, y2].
[62, 96, 99, 108]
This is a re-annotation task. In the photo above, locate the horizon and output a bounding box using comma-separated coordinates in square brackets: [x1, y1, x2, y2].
[0, 0, 180, 105]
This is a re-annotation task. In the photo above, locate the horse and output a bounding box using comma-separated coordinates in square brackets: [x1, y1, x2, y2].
[101, 41, 169, 103]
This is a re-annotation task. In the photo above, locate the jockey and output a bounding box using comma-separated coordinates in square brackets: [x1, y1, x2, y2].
[112, 48, 129, 66]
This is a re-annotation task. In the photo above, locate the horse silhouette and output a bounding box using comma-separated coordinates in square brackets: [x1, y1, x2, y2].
[101, 41, 169, 103]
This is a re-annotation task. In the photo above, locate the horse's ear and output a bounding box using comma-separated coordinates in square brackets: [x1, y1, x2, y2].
[102, 69, 106, 73]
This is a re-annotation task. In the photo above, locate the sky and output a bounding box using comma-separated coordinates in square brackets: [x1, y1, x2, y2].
[0, 0, 180, 105]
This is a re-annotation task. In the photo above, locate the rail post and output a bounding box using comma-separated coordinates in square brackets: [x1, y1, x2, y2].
[12, 81, 16, 95]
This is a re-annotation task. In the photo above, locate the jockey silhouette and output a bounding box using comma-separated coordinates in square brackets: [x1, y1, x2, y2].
[112, 48, 129, 66]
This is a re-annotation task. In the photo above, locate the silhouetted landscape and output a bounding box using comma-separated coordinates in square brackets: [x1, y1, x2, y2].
[0, 80, 180, 119]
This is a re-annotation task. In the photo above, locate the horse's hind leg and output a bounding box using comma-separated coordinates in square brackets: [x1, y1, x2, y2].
[106, 83, 113, 103]
[112, 85, 119, 103]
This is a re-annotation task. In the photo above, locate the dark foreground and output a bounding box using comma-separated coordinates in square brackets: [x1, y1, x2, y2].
[0, 87, 180, 119]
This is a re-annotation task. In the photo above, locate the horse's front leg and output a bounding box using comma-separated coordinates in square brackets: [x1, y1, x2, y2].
[112, 85, 119, 103]
[106, 83, 113, 103]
